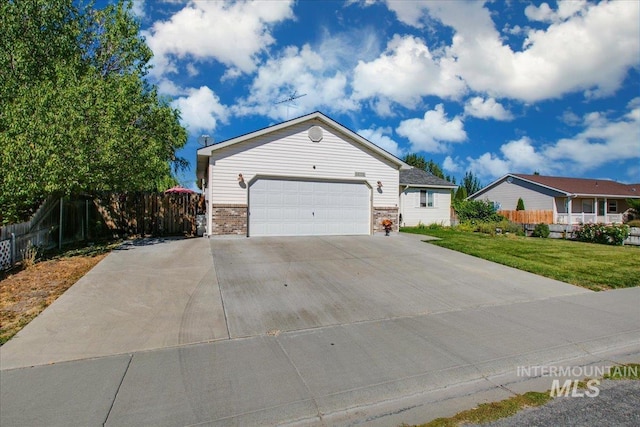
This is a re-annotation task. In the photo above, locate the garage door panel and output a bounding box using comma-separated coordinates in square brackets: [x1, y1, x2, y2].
[250, 179, 370, 236]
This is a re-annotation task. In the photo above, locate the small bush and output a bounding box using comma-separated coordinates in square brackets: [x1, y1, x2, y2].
[516, 198, 525, 211]
[453, 199, 504, 222]
[575, 223, 629, 246]
[21, 242, 41, 269]
[531, 223, 550, 238]
[626, 219, 640, 228]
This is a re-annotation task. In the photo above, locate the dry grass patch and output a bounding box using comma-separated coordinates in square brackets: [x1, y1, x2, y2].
[0, 243, 117, 344]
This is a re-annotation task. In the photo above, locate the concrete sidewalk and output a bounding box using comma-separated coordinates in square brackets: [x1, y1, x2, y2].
[2, 288, 639, 426]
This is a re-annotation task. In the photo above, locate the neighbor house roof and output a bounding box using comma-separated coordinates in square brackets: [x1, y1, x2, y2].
[400, 168, 457, 188]
[471, 173, 640, 199]
[196, 111, 410, 182]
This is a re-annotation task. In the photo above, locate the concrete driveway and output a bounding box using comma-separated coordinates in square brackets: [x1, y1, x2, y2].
[214, 235, 590, 338]
[2, 234, 639, 426]
[1, 237, 229, 370]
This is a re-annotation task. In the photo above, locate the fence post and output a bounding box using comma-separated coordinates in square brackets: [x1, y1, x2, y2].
[59, 197, 64, 251]
[11, 232, 16, 267]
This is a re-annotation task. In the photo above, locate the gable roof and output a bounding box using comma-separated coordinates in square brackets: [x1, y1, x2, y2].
[196, 111, 410, 181]
[471, 173, 640, 199]
[400, 168, 457, 188]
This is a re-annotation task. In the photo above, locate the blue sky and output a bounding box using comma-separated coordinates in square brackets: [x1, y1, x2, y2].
[126, 0, 639, 188]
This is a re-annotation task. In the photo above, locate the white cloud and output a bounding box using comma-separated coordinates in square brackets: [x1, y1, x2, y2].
[525, 0, 587, 23]
[357, 127, 403, 157]
[457, 1, 638, 101]
[186, 63, 199, 77]
[467, 153, 510, 180]
[171, 86, 229, 135]
[560, 110, 581, 126]
[467, 137, 549, 180]
[500, 137, 548, 172]
[465, 102, 640, 181]
[156, 78, 183, 96]
[235, 39, 363, 120]
[443, 155, 462, 173]
[544, 106, 640, 169]
[464, 97, 512, 121]
[380, 1, 430, 29]
[131, 0, 146, 18]
[143, 1, 294, 78]
[524, 2, 555, 23]
[382, 0, 639, 102]
[352, 35, 465, 107]
[396, 104, 467, 153]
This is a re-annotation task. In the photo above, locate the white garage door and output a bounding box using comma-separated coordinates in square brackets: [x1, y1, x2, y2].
[249, 179, 371, 236]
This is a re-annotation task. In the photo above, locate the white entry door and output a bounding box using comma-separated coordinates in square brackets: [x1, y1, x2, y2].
[249, 179, 370, 236]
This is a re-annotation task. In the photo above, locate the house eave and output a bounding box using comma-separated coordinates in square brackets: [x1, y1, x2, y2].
[400, 183, 457, 189]
[195, 111, 410, 173]
[566, 193, 640, 199]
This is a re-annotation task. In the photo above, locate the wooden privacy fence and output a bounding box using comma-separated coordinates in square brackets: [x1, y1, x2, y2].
[1, 193, 204, 269]
[498, 210, 553, 224]
[94, 193, 205, 237]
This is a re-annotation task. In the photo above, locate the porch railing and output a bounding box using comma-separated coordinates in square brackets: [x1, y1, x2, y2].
[556, 213, 623, 224]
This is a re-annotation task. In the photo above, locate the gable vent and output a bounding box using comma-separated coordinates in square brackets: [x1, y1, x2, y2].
[308, 126, 323, 142]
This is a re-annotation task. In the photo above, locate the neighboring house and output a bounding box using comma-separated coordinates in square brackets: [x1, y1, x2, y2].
[399, 168, 457, 227]
[196, 111, 411, 236]
[469, 173, 640, 224]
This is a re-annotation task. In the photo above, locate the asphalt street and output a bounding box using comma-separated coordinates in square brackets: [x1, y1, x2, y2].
[476, 380, 640, 427]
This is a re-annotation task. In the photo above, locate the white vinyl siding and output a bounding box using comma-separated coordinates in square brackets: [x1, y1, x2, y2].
[249, 179, 370, 236]
[208, 120, 399, 208]
[400, 188, 452, 226]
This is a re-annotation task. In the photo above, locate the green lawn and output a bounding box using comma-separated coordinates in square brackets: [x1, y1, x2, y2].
[401, 227, 640, 290]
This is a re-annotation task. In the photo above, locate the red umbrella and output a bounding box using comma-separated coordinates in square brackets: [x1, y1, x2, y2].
[164, 186, 196, 194]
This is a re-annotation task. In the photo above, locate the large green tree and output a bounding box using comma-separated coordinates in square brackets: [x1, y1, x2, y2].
[0, 0, 187, 223]
[461, 171, 482, 196]
[403, 153, 447, 179]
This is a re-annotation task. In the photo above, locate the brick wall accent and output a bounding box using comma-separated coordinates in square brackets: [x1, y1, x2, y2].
[373, 206, 399, 233]
[211, 204, 247, 235]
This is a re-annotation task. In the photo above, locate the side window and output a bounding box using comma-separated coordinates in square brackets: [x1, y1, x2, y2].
[419, 190, 434, 207]
[608, 200, 617, 213]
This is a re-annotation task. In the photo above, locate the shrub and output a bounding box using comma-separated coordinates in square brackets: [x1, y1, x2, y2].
[453, 199, 504, 222]
[458, 219, 523, 236]
[531, 223, 550, 238]
[516, 198, 525, 211]
[575, 223, 629, 246]
[625, 219, 640, 228]
[21, 242, 41, 269]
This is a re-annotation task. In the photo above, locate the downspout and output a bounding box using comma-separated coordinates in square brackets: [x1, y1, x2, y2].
[400, 185, 410, 227]
[206, 163, 213, 237]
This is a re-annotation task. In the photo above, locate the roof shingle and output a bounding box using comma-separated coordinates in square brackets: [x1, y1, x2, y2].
[514, 174, 639, 197]
[400, 168, 456, 187]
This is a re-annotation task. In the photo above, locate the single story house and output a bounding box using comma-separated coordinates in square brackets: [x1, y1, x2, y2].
[399, 168, 457, 227]
[196, 111, 455, 236]
[469, 173, 640, 224]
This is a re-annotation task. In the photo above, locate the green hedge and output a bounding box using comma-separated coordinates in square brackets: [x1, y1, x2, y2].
[532, 223, 550, 238]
